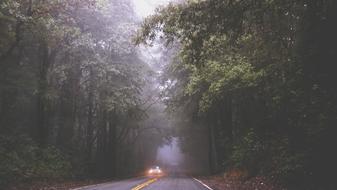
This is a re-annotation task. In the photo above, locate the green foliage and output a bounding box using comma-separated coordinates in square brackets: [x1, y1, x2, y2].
[186, 58, 262, 113]
[269, 138, 306, 181]
[1, 0, 165, 183]
[137, 0, 337, 188]
[0, 135, 71, 186]
[230, 129, 265, 174]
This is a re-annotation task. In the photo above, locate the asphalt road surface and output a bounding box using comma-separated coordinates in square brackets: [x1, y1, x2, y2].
[73, 176, 210, 190]
[141, 176, 209, 190]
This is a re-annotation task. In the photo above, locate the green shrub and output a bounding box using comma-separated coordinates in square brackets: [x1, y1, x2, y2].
[0, 134, 72, 186]
[228, 131, 307, 181]
[270, 137, 306, 181]
[230, 129, 265, 175]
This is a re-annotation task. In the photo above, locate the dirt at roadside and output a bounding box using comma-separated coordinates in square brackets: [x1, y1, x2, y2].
[199, 170, 286, 190]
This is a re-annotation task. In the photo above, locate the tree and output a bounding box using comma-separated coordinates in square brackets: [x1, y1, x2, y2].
[136, 0, 337, 188]
[0, 0, 165, 186]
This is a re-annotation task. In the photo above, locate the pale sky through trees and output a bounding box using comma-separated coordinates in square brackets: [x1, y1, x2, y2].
[132, 0, 183, 166]
[132, 0, 169, 18]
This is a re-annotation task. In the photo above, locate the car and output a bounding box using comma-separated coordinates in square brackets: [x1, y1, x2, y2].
[147, 166, 164, 176]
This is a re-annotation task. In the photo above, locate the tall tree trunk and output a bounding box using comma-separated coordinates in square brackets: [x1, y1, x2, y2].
[57, 58, 80, 150]
[96, 109, 108, 176]
[208, 114, 218, 174]
[108, 112, 117, 177]
[86, 67, 95, 161]
[36, 41, 53, 146]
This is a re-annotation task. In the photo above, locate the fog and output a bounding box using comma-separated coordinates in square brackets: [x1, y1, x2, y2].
[156, 138, 184, 166]
[131, 0, 193, 173]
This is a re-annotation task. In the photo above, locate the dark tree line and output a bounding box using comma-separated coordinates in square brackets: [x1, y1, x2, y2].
[137, 0, 337, 189]
[0, 0, 166, 186]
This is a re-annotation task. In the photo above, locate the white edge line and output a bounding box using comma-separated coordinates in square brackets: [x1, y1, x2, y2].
[193, 177, 214, 190]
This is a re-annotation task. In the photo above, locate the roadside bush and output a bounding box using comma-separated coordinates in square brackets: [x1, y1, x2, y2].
[0, 134, 72, 186]
[230, 129, 265, 176]
[228, 131, 307, 182]
[270, 138, 306, 182]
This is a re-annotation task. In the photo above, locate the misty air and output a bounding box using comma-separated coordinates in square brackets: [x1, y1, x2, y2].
[1, 0, 337, 190]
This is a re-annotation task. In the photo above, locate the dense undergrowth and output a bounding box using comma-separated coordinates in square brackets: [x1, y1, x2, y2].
[0, 134, 71, 187]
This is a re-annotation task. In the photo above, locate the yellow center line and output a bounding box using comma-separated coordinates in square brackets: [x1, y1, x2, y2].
[131, 177, 159, 190]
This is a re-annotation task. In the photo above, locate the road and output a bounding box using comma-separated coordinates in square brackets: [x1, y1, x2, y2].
[73, 176, 210, 190]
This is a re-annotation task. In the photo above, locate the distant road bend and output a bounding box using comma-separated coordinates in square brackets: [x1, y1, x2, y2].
[72, 176, 212, 190]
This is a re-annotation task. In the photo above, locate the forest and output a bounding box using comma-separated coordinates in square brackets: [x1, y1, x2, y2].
[1, 0, 337, 190]
[0, 0, 170, 187]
